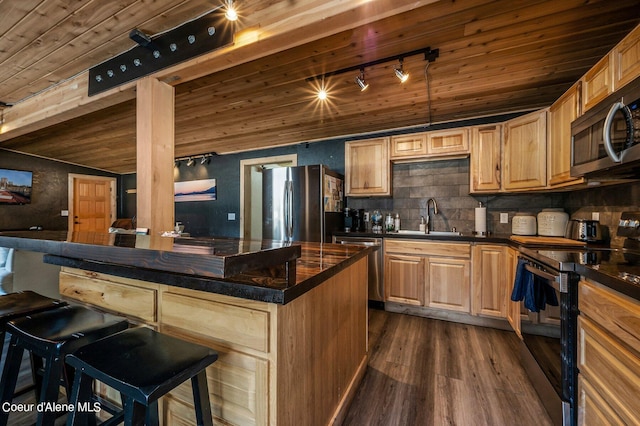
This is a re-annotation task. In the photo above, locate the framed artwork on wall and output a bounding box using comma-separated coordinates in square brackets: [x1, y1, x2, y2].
[174, 178, 217, 202]
[0, 168, 33, 205]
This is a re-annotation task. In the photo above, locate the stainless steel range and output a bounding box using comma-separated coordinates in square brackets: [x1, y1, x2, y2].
[513, 211, 640, 426]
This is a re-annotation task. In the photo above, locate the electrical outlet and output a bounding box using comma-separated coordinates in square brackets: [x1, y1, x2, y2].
[500, 213, 509, 224]
[61, 210, 69, 217]
[228, 213, 236, 221]
[592, 212, 600, 221]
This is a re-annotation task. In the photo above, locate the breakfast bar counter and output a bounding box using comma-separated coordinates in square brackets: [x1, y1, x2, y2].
[0, 231, 370, 425]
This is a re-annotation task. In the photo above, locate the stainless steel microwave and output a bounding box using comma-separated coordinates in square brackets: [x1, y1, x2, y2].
[571, 76, 640, 179]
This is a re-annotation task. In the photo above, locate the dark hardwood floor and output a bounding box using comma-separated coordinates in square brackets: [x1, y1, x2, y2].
[1, 309, 552, 425]
[343, 309, 553, 426]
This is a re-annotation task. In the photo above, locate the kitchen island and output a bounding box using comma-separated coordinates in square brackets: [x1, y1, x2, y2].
[0, 231, 370, 426]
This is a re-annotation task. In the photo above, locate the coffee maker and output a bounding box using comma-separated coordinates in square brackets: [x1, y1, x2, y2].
[353, 209, 366, 232]
[344, 208, 366, 232]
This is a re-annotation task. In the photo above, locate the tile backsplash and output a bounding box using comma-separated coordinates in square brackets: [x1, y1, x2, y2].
[346, 158, 640, 245]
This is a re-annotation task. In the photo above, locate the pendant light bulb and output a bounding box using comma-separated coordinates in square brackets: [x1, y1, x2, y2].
[394, 59, 409, 83]
[225, 1, 238, 21]
[355, 69, 369, 92]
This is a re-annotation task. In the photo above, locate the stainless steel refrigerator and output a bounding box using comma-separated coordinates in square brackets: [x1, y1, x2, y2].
[263, 165, 343, 242]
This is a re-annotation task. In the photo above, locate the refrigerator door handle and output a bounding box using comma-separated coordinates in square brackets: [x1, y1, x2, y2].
[284, 180, 294, 239]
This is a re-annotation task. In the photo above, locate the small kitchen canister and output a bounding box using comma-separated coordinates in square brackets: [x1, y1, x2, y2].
[537, 208, 569, 237]
[512, 213, 537, 236]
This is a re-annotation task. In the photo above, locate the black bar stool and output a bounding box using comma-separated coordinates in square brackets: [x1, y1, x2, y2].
[0, 290, 67, 356]
[0, 291, 67, 399]
[65, 327, 218, 426]
[0, 305, 129, 426]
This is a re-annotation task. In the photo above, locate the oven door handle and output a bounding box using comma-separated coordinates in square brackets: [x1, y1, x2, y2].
[524, 264, 562, 292]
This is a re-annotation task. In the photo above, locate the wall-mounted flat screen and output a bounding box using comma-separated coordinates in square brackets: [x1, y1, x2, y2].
[0, 168, 33, 205]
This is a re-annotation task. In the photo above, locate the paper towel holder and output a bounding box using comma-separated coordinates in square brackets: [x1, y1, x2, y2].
[474, 201, 487, 237]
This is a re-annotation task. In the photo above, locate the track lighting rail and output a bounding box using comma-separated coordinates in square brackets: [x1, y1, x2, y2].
[305, 47, 438, 82]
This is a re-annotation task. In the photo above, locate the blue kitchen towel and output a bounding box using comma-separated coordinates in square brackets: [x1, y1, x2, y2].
[511, 259, 559, 312]
[511, 258, 529, 302]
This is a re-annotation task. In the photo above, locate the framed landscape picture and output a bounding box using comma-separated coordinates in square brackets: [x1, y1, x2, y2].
[174, 178, 217, 202]
[0, 168, 33, 205]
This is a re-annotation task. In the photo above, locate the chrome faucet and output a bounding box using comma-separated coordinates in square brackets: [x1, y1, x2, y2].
[426, 198, 438, 231]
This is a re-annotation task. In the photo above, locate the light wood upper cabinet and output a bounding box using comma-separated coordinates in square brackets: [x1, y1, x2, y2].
[427, 128, 469, 156]
[390, 133, 428, 159]
[470, 125, 502, 193]
[471, 244, 508, 319]
[613, 23, 640, 90]
[548, 82, 584, 188]
[390, 128, 468, 161]
[581, 54, 613, 113]
[345, 137, 391, 196]
[502, 109, 547, 191]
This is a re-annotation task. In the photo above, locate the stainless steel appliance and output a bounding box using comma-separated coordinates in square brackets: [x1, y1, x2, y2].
[515, 213, 640, 426]
[571, 75, 640, 179]
[263, 165, 343, 242]
[565, 219, 605, 242]
[515, 247, 579, 426]
[333, 235, 383, 306]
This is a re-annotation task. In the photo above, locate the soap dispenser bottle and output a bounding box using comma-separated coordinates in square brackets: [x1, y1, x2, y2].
[419, 216, 426, 233]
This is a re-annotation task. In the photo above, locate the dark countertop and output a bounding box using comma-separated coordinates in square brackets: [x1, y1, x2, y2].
[575, 251, 640, 301]
[0, 231, 372, 305]
[0, 230, 300, 280]
[333, 230, 515, 245]
[335, 230, 640, 301]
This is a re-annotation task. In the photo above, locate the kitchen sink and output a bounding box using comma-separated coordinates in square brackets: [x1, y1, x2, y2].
[395, 230, 463, 237]
[427, 231, 463, 237]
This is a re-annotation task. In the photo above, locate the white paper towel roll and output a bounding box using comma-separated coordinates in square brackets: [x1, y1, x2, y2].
[475, 206, 487, 235]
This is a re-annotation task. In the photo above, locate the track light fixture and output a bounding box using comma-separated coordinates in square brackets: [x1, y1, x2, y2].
[174, 153, 217, 167]
[307, 47, 438, 100]
[225, 0, 238, 21]
[394, 59, 409, 83]
[355, 69, 369, 91]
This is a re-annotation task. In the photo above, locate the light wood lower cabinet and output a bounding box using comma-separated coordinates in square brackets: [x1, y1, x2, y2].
[384, 239, 471, 314]
[505, 247, 521, 337]
[578, 279, 640, 425]
[384, 254, 424, 306]
[471, 244, 508, 318]
[59, 260, 368, 426]
[426, 256, 470, 313]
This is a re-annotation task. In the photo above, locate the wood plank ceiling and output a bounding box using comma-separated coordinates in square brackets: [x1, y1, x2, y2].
[1, 0, 639, 173]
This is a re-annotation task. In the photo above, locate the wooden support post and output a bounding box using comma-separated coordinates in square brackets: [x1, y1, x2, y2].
[136, 77, 175, 234]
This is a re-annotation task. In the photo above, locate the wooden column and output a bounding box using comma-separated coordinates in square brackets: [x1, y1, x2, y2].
[136, 77, 175, 233]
